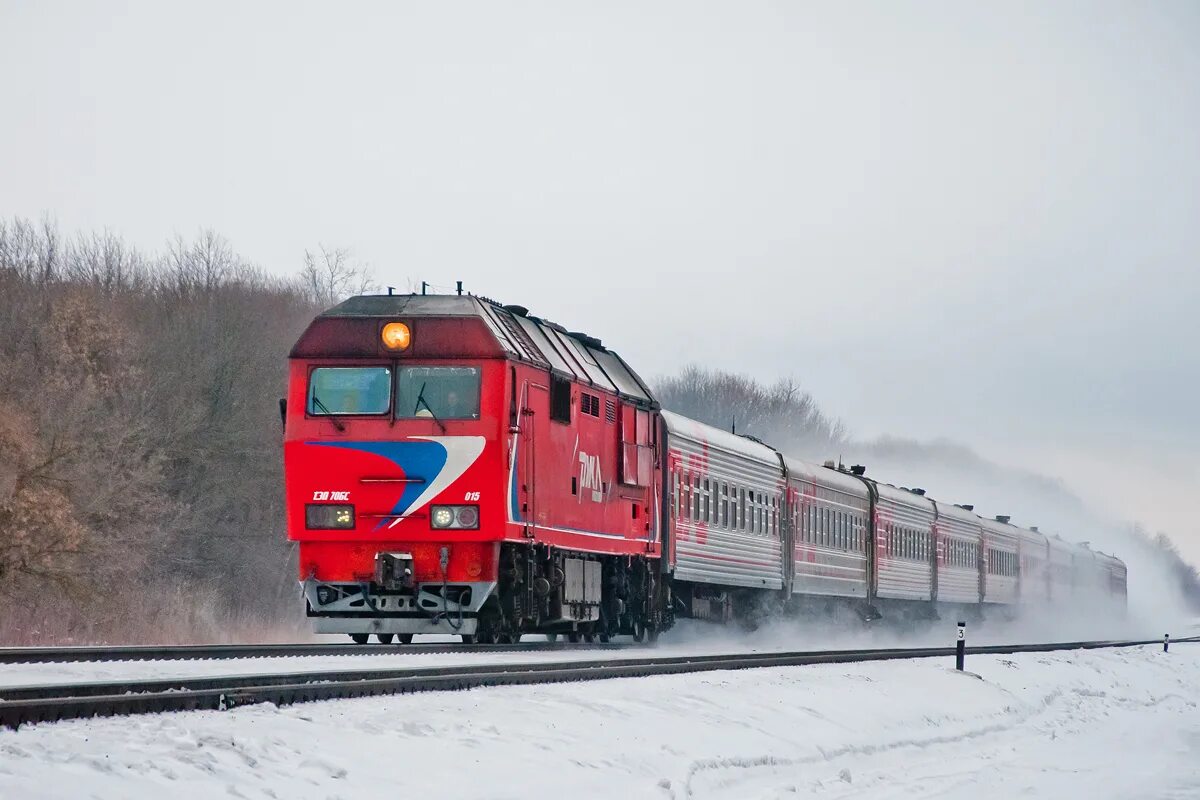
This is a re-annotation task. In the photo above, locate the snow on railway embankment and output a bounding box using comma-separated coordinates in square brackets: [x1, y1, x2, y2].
[1, 645, 1198, 799]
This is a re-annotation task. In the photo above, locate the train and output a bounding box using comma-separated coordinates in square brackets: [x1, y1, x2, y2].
[283, 293, 1128, 643]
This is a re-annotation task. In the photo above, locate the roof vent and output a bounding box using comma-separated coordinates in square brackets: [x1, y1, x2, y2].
[911, 488, 926, 496]
[958, 504, 975, 511]
[850, 464, 866, 476]
[1030, 526, 1040, 532]
[823, 460, 836, 469]
[503, 304, 529, 317]
[995, 515, 1011, 524]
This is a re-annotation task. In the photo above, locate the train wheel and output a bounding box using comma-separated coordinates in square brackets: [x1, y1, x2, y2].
[567, 631, 581, 643]
[349, 633, 370, 645]
[461, 634, 477, 644]
[399, 634, 414, 645]
[476, 606, 502, 644]
[545, 633, 559, 643]
[631, 620, 646, 643]
[583, 629, 596, 643]
[376, 633, 394, 645]
[598, 632, 610, 643]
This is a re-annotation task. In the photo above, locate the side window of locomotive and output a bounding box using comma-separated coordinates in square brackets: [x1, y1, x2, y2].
[308, 367, 391, 415]
[549, 374, 572, 423]
[396, 366, 482, 419]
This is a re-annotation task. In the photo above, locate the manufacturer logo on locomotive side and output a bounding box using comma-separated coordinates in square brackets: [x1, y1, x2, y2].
[579, 451, 603, 502]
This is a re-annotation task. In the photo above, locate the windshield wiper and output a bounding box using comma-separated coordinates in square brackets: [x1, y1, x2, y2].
[414, 381, 447, 433]
[311, 393, 346, 432]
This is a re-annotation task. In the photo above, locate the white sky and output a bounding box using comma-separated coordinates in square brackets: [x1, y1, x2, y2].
[2, 1, 1197, 562]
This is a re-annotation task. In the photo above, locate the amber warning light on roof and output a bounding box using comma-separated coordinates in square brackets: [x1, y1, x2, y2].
[381, 321, 411, 351]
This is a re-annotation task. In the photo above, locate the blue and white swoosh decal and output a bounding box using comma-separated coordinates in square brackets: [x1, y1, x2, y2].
[311, 436, 485, 529]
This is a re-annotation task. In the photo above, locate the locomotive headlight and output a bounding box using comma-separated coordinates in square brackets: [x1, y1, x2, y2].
[430, 505, 479, 530]
[455, 505, 479, 529]
[306, 504, 355, 529]
[381, 321, 411, 351]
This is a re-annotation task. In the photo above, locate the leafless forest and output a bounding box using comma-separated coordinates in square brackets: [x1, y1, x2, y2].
[0, 218, 1194, 644]
[0, 219, 371, 643]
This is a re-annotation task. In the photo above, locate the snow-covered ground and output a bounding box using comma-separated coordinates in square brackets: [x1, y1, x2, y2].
[0, 643, 1196, 799]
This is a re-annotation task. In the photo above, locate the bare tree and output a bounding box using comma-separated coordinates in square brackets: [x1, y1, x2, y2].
[299, 244, 376, 307]
[655, 365, 848, 458]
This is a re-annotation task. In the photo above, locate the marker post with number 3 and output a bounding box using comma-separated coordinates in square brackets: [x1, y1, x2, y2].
[956, 621, 966, 671]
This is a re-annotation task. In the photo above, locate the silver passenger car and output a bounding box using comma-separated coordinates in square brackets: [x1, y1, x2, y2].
[873, 484, 935, 602]
[934, 501, 983, 604]
[663, 411, 785, 590]
[786, 459, 870, 599]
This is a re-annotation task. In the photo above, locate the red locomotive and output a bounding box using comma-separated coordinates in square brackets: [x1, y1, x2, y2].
[284, 293, 1126, 643]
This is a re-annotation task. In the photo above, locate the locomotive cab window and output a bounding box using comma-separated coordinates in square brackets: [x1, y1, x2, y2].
[308, 367, 391, 415]
[396, 366, 481, 419]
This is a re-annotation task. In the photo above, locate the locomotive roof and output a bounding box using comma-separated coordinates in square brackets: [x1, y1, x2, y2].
[321, 295, 481, 318]
[319, 294, 656, 406]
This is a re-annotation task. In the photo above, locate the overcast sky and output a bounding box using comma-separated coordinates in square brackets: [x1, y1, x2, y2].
[2, 2, 1197, 562]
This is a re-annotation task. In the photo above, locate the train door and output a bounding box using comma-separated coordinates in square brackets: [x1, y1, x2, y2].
[518, 379, 548, 532]
[619, 402, 653, 540]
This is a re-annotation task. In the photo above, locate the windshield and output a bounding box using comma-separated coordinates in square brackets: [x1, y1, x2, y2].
[308, 367, 391, 415]
[396, 366, 481, 419]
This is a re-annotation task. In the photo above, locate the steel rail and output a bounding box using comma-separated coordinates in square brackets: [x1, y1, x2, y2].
[1, 637, 1194, 730]
[0, 641, 634, 665]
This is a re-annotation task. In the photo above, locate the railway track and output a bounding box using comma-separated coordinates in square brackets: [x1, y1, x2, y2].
[2, 637, 1193, 730]
[0, 640, 633, 665]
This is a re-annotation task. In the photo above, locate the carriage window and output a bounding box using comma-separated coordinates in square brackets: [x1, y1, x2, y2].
[308, 367, 391, 415]
[681, 472, 691, 522]
[720, 483, 729, 528]
[396, 366, 481, 419]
